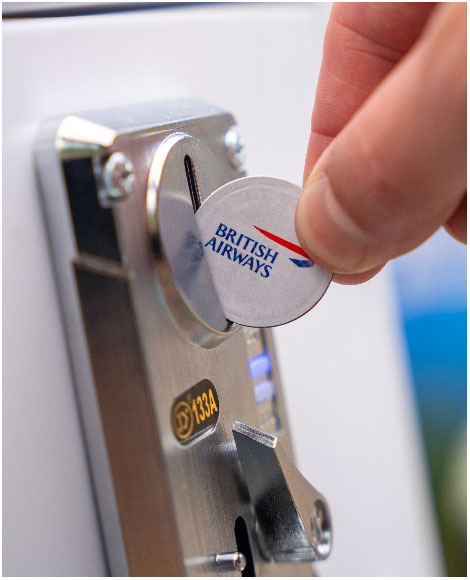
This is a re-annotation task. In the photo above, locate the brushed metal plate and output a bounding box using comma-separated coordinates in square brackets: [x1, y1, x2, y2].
[35, 99, 313, 576]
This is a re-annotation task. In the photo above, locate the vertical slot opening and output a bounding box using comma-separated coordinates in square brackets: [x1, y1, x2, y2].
[184, 154, 201, 213]
[234, 517, 256, 577]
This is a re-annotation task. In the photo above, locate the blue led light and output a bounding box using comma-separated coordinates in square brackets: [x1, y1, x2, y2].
[248, 351, 272, 380]
[253, 379, 275, 404]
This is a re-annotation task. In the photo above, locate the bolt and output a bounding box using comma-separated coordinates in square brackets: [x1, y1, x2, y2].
[224, 125, 246, 169]
[215, 551, 247, 572]
[101, 151, 135, 201]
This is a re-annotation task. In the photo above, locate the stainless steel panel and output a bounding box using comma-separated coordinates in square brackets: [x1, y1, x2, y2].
[35, 99, 318, 576]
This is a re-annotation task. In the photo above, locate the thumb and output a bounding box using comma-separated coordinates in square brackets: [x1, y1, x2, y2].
[296, 3, 466, 279]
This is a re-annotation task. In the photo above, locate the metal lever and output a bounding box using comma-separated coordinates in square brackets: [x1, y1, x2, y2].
[233, 421, 332, 563]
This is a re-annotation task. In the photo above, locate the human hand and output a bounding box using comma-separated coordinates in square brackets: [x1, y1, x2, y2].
[296, 2, 466, 284]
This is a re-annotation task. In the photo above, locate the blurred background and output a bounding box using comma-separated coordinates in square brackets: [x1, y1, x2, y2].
[3, 2, 466, 576]
[393, 229, 467, 577]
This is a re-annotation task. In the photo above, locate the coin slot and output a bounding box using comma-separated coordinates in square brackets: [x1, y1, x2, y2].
[147, 132, 238, 345]
[234, 517, 255, 577]
[184, 152, 234, 329]
[184, 154, 201, 213]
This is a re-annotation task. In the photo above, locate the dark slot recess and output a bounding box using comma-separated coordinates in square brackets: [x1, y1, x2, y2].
[63, 158, 122, 262]
[234, 517, 256, 577]
[184, 154, 202, 213]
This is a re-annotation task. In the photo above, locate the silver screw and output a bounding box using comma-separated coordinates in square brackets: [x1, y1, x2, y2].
[101, 152, 135, 201]
[215, 551, 247, 572]
[224, 125, 246, 169]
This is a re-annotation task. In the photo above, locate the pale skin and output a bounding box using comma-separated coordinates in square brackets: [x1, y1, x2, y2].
[296, 2, 466, 284]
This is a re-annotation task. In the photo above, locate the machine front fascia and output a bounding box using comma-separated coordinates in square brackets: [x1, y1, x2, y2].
[35, 100, 317, 576]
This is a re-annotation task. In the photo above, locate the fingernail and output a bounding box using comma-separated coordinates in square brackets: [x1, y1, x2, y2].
[297, 172, 368, 272]
[303, 169, 325, 189]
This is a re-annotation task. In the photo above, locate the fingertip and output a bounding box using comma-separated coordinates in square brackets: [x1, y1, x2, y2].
[332, 265, 385, 285]
[296, 171, 371, 273]
[444, 194, 467, 244]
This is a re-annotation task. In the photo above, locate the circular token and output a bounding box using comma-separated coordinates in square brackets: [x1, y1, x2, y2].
[195, 176, 332, 327]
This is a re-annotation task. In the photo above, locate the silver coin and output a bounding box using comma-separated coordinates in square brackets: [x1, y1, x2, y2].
[195, 176, 332, 327]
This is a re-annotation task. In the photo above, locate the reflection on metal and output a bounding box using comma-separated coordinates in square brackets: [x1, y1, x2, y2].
[224, 125, 246, 170]
[215, 552, 247, 572]
[233, 421, 332, 562]
[56, 115, 116, 159]
[57, 115, 116, 147]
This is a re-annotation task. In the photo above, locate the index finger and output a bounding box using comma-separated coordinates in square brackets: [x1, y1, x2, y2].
[304, 2, 435, 182]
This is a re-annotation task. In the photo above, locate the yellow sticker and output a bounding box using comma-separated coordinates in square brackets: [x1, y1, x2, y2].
[171, 379, 219, 445]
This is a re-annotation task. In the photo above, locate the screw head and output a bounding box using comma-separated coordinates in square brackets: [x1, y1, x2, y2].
[233, 552, 247, 572]
[102, 152, 135, 201]
[215, 551, 247, 572]
[224, 125, 246, 169]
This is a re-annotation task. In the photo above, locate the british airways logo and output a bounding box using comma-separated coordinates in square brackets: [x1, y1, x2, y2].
[203, 223, 313, 277]
[253, 226, 314, 268]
